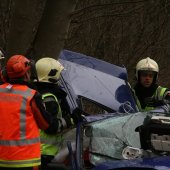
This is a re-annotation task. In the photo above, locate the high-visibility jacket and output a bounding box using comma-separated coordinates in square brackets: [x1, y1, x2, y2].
[40, 93, 63, 156]
[133, 86, 167, 111]
[0, 83, 41, 168]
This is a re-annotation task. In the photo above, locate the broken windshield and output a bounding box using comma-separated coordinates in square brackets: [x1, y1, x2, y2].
[82, 112, 151, 165]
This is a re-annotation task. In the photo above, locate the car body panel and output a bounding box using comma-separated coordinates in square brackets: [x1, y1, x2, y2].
[59, 50, 138, 114]
[59, 50, 128, 81]
[77, 112, 170, 170]
[58, 50, 170, 170]
[94, 156, 170, 170]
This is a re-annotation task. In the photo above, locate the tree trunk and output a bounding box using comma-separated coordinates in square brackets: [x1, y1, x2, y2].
[0, 0, 77, 61]
[32, 0, 78, 60]
[5, 0, 46, 58]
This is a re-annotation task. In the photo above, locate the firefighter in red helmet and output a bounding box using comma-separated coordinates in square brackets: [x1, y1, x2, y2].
[0, 55, 60, 170]
[6, 55, 31, 80]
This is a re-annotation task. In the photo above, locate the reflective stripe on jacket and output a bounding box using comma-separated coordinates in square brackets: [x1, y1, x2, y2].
[133, 86, 167, 111]
[40, 93, 63, 156]
[0, 83, 41, 168]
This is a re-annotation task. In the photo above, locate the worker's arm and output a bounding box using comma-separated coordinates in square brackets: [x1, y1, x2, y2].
[31, 92, 72, 134]
[42, 94, 73, 133]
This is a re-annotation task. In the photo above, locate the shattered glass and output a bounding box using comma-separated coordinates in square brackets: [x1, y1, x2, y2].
[82, 112, 150, 165]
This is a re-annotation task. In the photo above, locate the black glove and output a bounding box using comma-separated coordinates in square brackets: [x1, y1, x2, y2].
[62, 114, 74, 128]
[164, 92, 170, 100]
[59, 114, 74, 130]
[163, 93, 170, 105]
[144, 97, 164, 107]
[71, 108, 84, 124]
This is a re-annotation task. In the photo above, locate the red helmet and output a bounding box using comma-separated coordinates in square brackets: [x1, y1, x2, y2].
[6, 55, 31, 79]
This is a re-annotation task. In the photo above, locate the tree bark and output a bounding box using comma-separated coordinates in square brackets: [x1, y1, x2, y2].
[5, 0, 46, 58]
[0, 0, 170, 86]
[0, 0, 77, 61]
[32, 0, 78, 60]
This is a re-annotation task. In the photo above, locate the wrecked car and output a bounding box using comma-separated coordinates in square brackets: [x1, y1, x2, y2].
[50, 50, 170, 170]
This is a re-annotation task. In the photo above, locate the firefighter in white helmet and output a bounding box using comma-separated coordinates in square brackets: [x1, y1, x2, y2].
[36, 57, 64, 83]
[34, 57, 74, 170]
[133, 57, 170, 111]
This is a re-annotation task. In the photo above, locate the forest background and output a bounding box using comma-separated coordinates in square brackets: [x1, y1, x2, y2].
[0, 0, 169, 86]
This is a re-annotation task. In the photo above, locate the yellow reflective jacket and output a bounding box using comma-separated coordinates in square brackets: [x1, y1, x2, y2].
[133, 86, 167, 111]
[40, 93, 63, 156]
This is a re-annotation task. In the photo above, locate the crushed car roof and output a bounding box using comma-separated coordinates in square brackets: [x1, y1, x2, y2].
[59, 50, 138, 113]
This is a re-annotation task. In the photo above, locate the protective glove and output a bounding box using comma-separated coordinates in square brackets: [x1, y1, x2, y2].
[71, 107, 84, 124]
[144, 97, 164, 107]
[60, 114, 74, 129]
[144, 97, 154, 106]
[164, 92, 170, 100]
[145, 91, 170, 107]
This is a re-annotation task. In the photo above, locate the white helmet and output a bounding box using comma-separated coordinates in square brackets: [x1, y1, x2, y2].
[136, 57, 159, 80]
[35, 57, 64, 83]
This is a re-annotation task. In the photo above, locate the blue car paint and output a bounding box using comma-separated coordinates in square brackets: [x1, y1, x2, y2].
[59, 50, 128, 81]
[58, 50, 170, 170]
[75, 115, 170, 170]
[59, 50, 138, 113]
[94, 156, 170, 170]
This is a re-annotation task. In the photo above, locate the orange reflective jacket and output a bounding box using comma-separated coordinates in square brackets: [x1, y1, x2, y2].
[0, 83, 41, 168]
